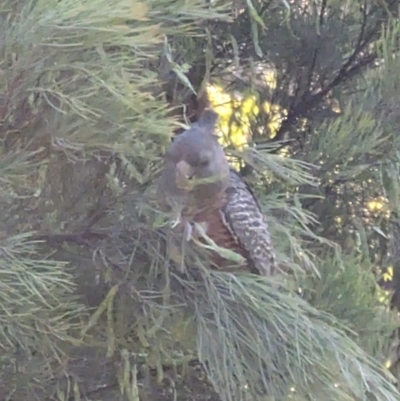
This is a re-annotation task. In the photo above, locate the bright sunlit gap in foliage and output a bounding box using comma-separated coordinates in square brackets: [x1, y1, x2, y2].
[382, 266, 394, 282]
[207, 76, 396, 290]
[206, 74, 285, 156]
[263, 69, 277, 90]
[367, 197, 387, 212]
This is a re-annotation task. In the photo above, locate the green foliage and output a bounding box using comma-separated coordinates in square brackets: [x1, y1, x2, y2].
[0, 0, 224, 399]
[301, 251, 397, 359]
[194, 271, 397, 401]
[0, 233, 85, 349]
[1, 0, 400, 401]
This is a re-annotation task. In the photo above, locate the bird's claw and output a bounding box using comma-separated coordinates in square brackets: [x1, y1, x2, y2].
[171, 220, 180, 228]
[170, 213, 194, 243]
[183, 221, 194, 242]
[170, 213, 182, 228]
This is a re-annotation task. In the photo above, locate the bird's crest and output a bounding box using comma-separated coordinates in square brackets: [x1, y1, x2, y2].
[197, 108, 219, 131]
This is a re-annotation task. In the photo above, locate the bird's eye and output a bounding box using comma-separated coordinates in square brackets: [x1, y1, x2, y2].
[196, 158, 209, 167]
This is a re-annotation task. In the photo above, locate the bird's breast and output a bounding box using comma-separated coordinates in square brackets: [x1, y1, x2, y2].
[192, 208, 248, 270]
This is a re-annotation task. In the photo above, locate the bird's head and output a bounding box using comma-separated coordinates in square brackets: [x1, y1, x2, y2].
[159, 109, 230, 209]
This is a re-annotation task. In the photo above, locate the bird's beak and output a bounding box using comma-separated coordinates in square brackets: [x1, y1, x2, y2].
[176, 160, 194, 179]
[175, 160, 194, 190]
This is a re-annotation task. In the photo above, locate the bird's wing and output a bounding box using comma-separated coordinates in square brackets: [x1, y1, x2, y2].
[219, 170, 276, 276]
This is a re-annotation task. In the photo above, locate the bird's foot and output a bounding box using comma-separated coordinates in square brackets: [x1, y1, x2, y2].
[183, 220, 194, 242]
[170, 213, 182, 228]
[171, 213, 193, 242]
